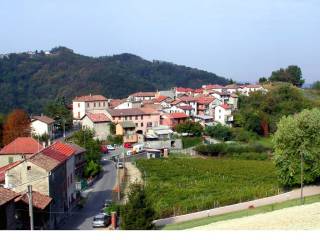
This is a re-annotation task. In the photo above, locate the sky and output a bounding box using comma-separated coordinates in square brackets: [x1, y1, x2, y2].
[1, 0, 320, 83]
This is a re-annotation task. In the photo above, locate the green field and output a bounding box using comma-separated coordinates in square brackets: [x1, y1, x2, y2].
[136, 154, 279, 219]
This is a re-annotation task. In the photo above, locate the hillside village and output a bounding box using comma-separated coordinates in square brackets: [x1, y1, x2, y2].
[0, 82, 266, 230]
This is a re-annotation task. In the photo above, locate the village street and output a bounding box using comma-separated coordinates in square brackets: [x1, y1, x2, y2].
[59, 159, 117, 230]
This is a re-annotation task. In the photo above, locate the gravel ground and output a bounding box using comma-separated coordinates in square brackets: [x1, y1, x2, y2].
[192, 202, 320, 230]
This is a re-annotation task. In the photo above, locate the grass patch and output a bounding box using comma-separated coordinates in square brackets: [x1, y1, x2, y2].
[136, 154, 279, 219]
[181, 137, 202, 149]
[162, 194, 320, 229]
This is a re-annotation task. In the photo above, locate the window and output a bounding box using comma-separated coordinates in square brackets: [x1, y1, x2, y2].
[147, 122, 152, 127]
[86, 103, 89, 108]
[94, 102, 96, 107]
[78, 103, 80, 107]
[103, 102, 105, 107]
[27, 166, 31, 171]
[135, 123, 138, 127]
[98, 102, 101, 107]
[78, 112, 80, 119]
[129, 116, 132, 120]
[8, 157, 13, 163]
[141, 122, 144, 127]
[141, 115, 143, 120]
[125, 116, 127, 120]
[135, 116, 138, 120]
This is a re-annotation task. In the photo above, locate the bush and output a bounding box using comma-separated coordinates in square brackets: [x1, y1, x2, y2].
[181, 137, 202, 148]
[107, 135, 123, 145]
[231, 128, 258, 143]
[175, 121, 203, 137]
[205, 124, 232, 141]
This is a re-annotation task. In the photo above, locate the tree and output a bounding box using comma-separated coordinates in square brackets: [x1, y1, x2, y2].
[268, 65, 304, 87]
[0, 114, 4, 147]
[120, 183, 155, 230]
[311, 81, 320, 90]
[175, 121, 203, 137]
[204, 124, 232, 141]
[3, 109, 30, 145]
[70, 128, 102, 178]
[273, 108, 320, 186]
[259, 77, 268, 83]
[44, 98, 72, 132]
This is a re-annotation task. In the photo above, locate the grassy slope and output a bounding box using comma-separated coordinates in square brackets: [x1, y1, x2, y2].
[163, 194, 320, 230]
[137, 154, 279, 219]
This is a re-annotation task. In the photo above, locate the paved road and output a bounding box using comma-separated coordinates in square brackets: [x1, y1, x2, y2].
[59, 159, 116, 230]
[154, 185, 320, 227]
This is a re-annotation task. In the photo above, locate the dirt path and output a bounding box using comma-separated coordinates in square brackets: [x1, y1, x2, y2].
[121, 162, 143, 203]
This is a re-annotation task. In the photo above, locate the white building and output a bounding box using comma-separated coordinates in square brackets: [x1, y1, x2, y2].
[214, 104, 233, 126]
[81, 113, 111, 140]
[115, 100, 141, 109]
[72, 94, 108, 121]
[31, 115, 55, 138]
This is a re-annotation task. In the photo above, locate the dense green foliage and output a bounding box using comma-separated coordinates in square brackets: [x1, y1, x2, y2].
[234, 83, 314, 135]
[175, 121, 203, 137]
[181, 136, 202, 148]
[0, 114, 4, 147]
[195, 143, 270, 160]
[0, 47, 228, 114]
[137, 155, 279, 218]
[205, 124, 232, 141]
[107, 135, 123, 145]
[273, 109, 320, 187]
[44, 97, 73, 131]
[120, 183, 155, 230]
[69, 128, 102, 177]
[311, 81, 320, 90]
[259, 65, 305, 87]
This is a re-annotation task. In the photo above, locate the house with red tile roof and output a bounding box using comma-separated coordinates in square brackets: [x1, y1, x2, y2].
[0, 137, 43, 168]
[129, 91, 157, 101]
[72, 94, 108, 120]
[214, 104, 233, 126]
[81, 113, 111, 140]
[175, 87, 194, 97]
[0, 187, 19, 229]
[195, 96, 218, 116]
[106, 108, 160, 134]
[31, 115, 55, 139]
[5, 141, 77, 229]
[161, 112, 189, 128]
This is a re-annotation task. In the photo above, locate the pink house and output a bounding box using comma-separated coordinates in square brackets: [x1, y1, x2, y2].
[161, 112, 189, 128]
[106, 108, 160, 134]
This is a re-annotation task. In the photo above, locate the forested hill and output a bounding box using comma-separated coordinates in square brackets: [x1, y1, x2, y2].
[0, 47, 228, 114]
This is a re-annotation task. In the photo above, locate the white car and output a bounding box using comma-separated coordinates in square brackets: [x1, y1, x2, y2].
[107, 145, 115, 150]
[117, 162, 124, 168]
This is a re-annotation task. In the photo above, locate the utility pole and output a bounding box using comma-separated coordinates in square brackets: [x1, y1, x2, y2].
[27, 185, 34, 230]
[300, 153, 304, 204]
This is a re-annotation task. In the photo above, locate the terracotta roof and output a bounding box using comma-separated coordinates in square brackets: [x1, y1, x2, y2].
[65, 143, 86, 155]
[224, 84, 239, 89]
[178, 105, 193, 110]
[141, 108, 159, 115]
[16, 191, 52, 210]
[41, 141, 75, 163]
[154, 95, 169, 103]
[142, 99, 156, 104]
[176, 87, 194, 92]
[168, 112, 189, 119]
[0, 137, 43, 155]
[73, 95, 107, 102]
[86, 113, 110, 123]
[28, 153, 61, 172]
[32, 115, 55, 124]
[179, 96, 197, 102]
[0, 161, 22, 183]
[131, 92, 156, 97]
[109, 99, 126, 109]
[0, 187, 19, 206]
[196, 97, 215, 105]
[107, 108, 147, 117]
[194, 88, 203, 93]
[245, 84, 262, 88]
[220, 103, 232, 110]
[171, 99, 182, 105]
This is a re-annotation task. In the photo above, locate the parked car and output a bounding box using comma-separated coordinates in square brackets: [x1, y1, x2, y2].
[100, 145, 109, 154]
[124, 142, 132, 148]
[92, 213, 111, 228]
[107, 145, 115, 150]
[117, 162, 124, 169]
